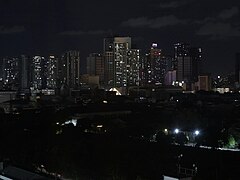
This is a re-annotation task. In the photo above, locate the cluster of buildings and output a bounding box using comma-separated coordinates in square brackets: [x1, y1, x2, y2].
[0, 51, 80, 95]
[0, 36, 215, 97]
[89, 37, 205, 94]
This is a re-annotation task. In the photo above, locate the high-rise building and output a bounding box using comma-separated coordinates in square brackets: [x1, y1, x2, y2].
[197, 75, 211, 91]
[104, 51, 114, 87]
[175, 43, 202, 90]
[2, 57, 20, 90]
[19, 55, 30, 90]
[87, 53, 105, 86]
[104, 37, 140, 88]
[235, 53, 240, 85]
[0, 59, 3, 81]
[165, 70, 177, 86]
[143, 43, 171, 85]
[59, 51, 80, 89]
[103, 37, 141, 94]
[87, 54, 96, 76]
[103, 37, 114, 52]
[113, 37, 132, 88]
[45, 55, 58, 89]
[127, 49, 140, 86]
[31, 56, 45, 90]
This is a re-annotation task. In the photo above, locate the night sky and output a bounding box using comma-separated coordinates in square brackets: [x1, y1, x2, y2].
[0, 0, 239, 75]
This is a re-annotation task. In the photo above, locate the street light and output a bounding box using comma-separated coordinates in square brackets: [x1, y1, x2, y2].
[175, 128, 179, 134]
[194, 130, 200, 136]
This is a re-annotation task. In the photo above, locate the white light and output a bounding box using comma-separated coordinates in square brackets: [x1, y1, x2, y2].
[164, 129, 168, 132]
[194, 130, 200, 136]
[64, 119, 77, 126]
[175, 129, 179, 134]
[97, 125, 103, 128]
[103, 100, 108, 104]
[152, 43, 158, 47]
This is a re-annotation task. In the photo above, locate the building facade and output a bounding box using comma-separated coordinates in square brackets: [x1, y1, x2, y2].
[31, 56, 45, 90]
[103, 37, 140, 90]
[113, 37, 132, 88]
[175, 43, 202, 90]
[59, 51, 80, 89]
[235, 53, 240, 86]
[45, 55, 58, 89]
[2, 57, 20, 90]
[143, 44, 171, 86]
[87, 53, 105, 86]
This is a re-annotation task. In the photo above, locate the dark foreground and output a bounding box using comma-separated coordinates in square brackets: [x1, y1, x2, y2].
[1, 102, 240, 179]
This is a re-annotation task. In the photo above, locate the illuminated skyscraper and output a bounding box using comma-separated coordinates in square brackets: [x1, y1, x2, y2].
[104, 37, 140, 90]
[113, 37, 132, 88]
[127, 49, 140, 86]
[104, 51, 114, 87]
[46, 55, 58, 89]
[31, 56, 45, 90]
[143, 43, 171, 85]
[2, 57, 20, 90]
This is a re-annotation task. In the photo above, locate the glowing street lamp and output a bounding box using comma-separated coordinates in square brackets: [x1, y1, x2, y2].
[194, 130, 200, 136]
[175, 128, 179, 134]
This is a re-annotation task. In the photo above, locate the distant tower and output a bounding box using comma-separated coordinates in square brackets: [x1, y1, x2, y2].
[87, 53, 105, 86]
[104, 36, 141, 90]
[19, 55, 30, 90]
[104, 51, 114, 87]
[235, 53, 240, 85]
[143, 43, 171, 85]
[46, 55, 58, 89]
[197, 75, 211, 91]
[31, 56, 45, 90]
[175, 43, 202, 90]
[59, 51, 80, 89]
[2, 57, 20, 90]
[113, 37, 132, 88]
[103, 37, 114, 87]
[127, 49, 140, 86]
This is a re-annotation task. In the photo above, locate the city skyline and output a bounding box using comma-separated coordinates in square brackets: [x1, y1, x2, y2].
[0, 38, 227, 94]
[1, 1, 240, 179]
[0, 0, 239, 76]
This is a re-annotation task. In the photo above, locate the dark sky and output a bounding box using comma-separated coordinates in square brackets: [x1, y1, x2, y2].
[0, 0, 240, 75]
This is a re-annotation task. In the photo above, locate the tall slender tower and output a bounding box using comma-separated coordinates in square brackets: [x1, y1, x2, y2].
[103, 38, 114, 87]
[113, 37, 132, 88]
[19, 55, 30, 90]
[235, 53, 240, 85]
[46, 55, 58, 89]
[59, 51, 80, 89]
[2, 57, 20, 90]
[127, 49, 140, 86]
[31, 56, 45, 90]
